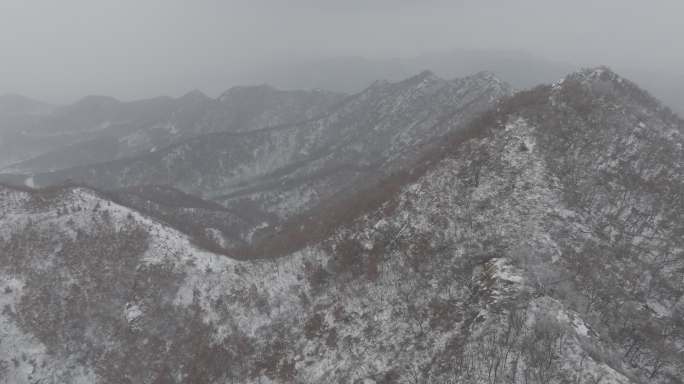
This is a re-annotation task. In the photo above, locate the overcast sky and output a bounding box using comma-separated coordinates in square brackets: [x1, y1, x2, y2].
[1, 0, 683, 103]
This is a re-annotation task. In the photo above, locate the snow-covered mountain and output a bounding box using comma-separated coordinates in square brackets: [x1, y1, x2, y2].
[20, 71, 510, 249]
[0, 67, 681, 383]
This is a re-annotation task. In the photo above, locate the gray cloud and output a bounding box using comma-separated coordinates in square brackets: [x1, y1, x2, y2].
[1, 0, 683, 103]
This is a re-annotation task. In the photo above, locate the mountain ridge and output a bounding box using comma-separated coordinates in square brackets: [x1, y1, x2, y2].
[0, 67, 682, 383]
[22, 71, 510, 230]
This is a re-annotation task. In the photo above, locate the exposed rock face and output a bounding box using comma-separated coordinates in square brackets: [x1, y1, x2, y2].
[0, 68, 682, 383]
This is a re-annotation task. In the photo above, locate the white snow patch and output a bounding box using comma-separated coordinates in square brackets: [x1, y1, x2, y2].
[246, 221, 270, 243]
[125, 303, 143, 324]
[24, 176, 35, 188]
[554, 303, 593, 338]
[504, 117, 528, 131]
[490, 258, 524, 283]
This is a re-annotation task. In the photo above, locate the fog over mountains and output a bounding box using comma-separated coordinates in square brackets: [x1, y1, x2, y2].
[0, 65, 682, 383]
[1, 2, 684, 382]
[4, 0, 684, 104]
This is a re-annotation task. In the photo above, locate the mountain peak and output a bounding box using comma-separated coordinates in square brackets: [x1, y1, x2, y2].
[471, 70, 498, 79]
[179, 89, 210, 102]
[568, 65, 623, 84]
[416, 69, 437, 79]
[555, 66, 666, 112]
[462, 70, 509, 89]
[404, 69, 441, 84]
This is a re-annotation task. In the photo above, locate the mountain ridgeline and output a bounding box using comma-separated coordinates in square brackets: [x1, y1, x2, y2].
[0, 68, 682, 383]
[7, 71, 511, 251]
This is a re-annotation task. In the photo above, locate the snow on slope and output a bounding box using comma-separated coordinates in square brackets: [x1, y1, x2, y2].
[0, 67, 682, 383]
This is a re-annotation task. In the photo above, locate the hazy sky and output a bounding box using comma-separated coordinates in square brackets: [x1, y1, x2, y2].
[1, 0, 683, 102]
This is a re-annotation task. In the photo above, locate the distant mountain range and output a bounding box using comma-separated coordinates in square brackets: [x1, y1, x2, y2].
[0, 86, 343, 172]
[237, 50, 684, 116]
[2, 70, 512, 250]
[239, 50, 574, 93]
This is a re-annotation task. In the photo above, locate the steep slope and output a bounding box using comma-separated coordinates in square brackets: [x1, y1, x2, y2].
[0, 87, 343, 173]
[304, 66, 683, 383]
[0, 67, 682, 384]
